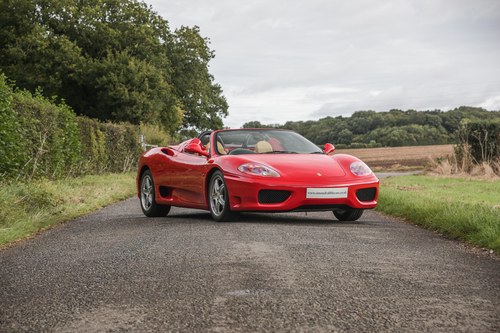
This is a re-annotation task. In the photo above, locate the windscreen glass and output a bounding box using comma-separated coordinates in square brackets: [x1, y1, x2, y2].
[215, 130, 323, 155]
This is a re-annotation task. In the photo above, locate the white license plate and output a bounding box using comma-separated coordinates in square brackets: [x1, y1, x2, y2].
[306, 187, 348, 199]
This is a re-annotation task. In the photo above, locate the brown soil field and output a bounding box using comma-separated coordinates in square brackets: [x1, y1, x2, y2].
[336, 144, 454, 171]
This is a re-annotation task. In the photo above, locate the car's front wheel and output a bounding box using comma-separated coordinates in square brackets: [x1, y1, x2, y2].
[140, 170, 171, 217]
[209, 170, 239, 222]
[333, 208, 363, 221]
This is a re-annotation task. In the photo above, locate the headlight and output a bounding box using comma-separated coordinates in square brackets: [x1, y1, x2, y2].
[238, 163, 280, 177]
[350, 161, 372, 176]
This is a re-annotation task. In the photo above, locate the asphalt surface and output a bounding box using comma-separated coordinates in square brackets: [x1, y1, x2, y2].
[1, 198, 499, 332]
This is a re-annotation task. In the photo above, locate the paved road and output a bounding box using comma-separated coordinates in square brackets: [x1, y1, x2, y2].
[1, 198, 499, 332]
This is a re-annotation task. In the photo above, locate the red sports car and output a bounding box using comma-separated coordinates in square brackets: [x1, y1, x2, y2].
[137, 128, 379, 222]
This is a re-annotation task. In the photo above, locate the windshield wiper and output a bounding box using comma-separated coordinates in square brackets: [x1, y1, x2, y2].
[262, 151, 298, 154]
[309, 151, 324, 154]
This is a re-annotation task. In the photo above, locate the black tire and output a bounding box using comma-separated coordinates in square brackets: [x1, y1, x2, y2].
[333, 208, 364, 221]
[208, 170, 239, 222]
[140, 170, 171, 217]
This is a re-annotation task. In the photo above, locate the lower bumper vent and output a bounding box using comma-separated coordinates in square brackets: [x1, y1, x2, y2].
[258, 190, 291, 204]
[356, 188, 377, 202]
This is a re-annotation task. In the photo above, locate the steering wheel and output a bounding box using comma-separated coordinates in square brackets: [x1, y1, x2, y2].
[243, 133, 266, 148]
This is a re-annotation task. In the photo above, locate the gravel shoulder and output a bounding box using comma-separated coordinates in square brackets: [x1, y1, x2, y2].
[1, 198, 499, 332]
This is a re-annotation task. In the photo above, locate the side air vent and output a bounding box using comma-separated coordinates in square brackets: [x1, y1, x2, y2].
[159, 186, 171, 198]
[356, 188, 377, 202]
[258, 190, 291, 204]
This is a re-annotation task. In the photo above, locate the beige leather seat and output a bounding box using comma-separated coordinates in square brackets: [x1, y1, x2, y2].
[217, 141, 227, 155]
[255, 140, 273, 153]
[205, 142, 227, 155]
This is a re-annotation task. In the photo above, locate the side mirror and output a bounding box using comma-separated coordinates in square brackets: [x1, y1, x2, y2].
[185, 138, 209, 157]
[323, 143, 335, 155]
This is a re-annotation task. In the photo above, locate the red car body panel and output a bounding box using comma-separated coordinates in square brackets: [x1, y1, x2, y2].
[137, 129, 379, 213]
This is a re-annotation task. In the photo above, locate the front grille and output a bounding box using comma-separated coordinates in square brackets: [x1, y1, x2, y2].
[258, 190, 291, 204]
[356, 188, 377, 202]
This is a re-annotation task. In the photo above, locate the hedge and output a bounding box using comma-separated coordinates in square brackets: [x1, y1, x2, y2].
[0, 74, 24, 176]
[77, 117, 142, 175]
[0, 74, 144, 180]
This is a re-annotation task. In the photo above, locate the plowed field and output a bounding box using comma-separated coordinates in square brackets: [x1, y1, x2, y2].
[336, 144, 454, 171]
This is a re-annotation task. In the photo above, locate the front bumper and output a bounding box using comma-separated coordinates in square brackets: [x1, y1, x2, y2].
[224, 174, 379, 212]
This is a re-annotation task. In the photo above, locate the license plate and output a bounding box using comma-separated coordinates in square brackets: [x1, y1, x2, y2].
[306, 187, 348, 199]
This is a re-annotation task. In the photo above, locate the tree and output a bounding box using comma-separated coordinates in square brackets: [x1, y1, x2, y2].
[242, 121, 264, 128]
[84, 50, 182, 132]
[0, 0, 227, 133]
[337, 129, 353, 145]
[168, 26, 228, 131]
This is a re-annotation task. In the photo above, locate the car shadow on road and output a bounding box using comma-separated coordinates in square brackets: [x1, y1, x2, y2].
[164, 211, 378, 227]
[240, 213, 380, 227]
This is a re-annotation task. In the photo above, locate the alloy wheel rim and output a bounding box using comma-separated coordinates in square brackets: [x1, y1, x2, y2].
[141, 175, 153, 211]
[211, 177, 225, 216]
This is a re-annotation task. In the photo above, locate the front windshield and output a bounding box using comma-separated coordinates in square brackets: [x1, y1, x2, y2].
[214, 129, 323, 155]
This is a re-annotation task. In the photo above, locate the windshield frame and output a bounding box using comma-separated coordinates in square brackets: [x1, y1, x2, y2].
[213, 129, 323, 155]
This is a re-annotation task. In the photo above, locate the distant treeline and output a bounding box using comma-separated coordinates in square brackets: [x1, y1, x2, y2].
[243, 107, 500, 148]
[0, 0, 227, 134]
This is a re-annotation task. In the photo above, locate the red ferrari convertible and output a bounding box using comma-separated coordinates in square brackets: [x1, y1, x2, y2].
[137, 129, 379, 222]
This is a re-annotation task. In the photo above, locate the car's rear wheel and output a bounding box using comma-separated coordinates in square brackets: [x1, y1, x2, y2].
[209, 170, 239, 222]
[333, 208, 363, 221]
[140, 170, 171, 217]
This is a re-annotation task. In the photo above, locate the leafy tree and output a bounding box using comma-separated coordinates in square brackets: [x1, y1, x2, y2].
[0, 0, 227, 133]
[168, 26, 228, 131]
[82, 50, 182, 133]
[242, 121, 264, 128]
[337, 129, 353, 145]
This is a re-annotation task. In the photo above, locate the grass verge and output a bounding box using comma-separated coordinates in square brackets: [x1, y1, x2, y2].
[376, 175, 500, 253]
[0, 172, 136, 247]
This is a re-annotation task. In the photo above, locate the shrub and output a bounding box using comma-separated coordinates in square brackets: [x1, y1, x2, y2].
[432, 120, 500, 177]
[462, 121, 500, 163]
[0, 74, 25, 177]
[12, 90, 81, 178]
[349, 142, 368, 149]
[333, 144, 349, 150]
[140, 123, 171, 147]
[1, 76, 144, 180]
[100, 122, 142, 173]
[78, 117, 142, 174]
[78, 117, 108, 174]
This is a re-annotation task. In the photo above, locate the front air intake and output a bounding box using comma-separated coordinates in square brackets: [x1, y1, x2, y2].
[356, 188, 377, 202]
[258, 190, 291, 204]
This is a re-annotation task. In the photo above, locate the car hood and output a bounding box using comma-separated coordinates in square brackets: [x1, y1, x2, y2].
[239, 154, 346, 178]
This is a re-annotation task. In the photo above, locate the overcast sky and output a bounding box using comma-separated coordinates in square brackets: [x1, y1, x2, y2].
[146, 0, 500, 128]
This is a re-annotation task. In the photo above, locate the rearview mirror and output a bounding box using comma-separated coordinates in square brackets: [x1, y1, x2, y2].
[323, 143, 335, 155]
[185, 138, 209, 157]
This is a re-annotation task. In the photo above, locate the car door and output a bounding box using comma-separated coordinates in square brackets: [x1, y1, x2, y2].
[168, 146, 210, 208]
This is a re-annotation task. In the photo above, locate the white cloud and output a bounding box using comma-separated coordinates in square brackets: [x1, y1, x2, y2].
[478, 96, 500, 111]
[146, 0, 500, 128]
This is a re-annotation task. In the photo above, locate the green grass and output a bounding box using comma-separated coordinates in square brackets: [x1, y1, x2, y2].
[377, 175, 500, 253]
[0, 173, 136, 247]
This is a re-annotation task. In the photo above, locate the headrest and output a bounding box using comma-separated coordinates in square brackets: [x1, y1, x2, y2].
[255, 140, 273, 153]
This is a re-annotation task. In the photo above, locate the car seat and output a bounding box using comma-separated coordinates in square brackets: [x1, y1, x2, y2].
[205, 141, 227, 155]
[255, 140, 273, 153]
